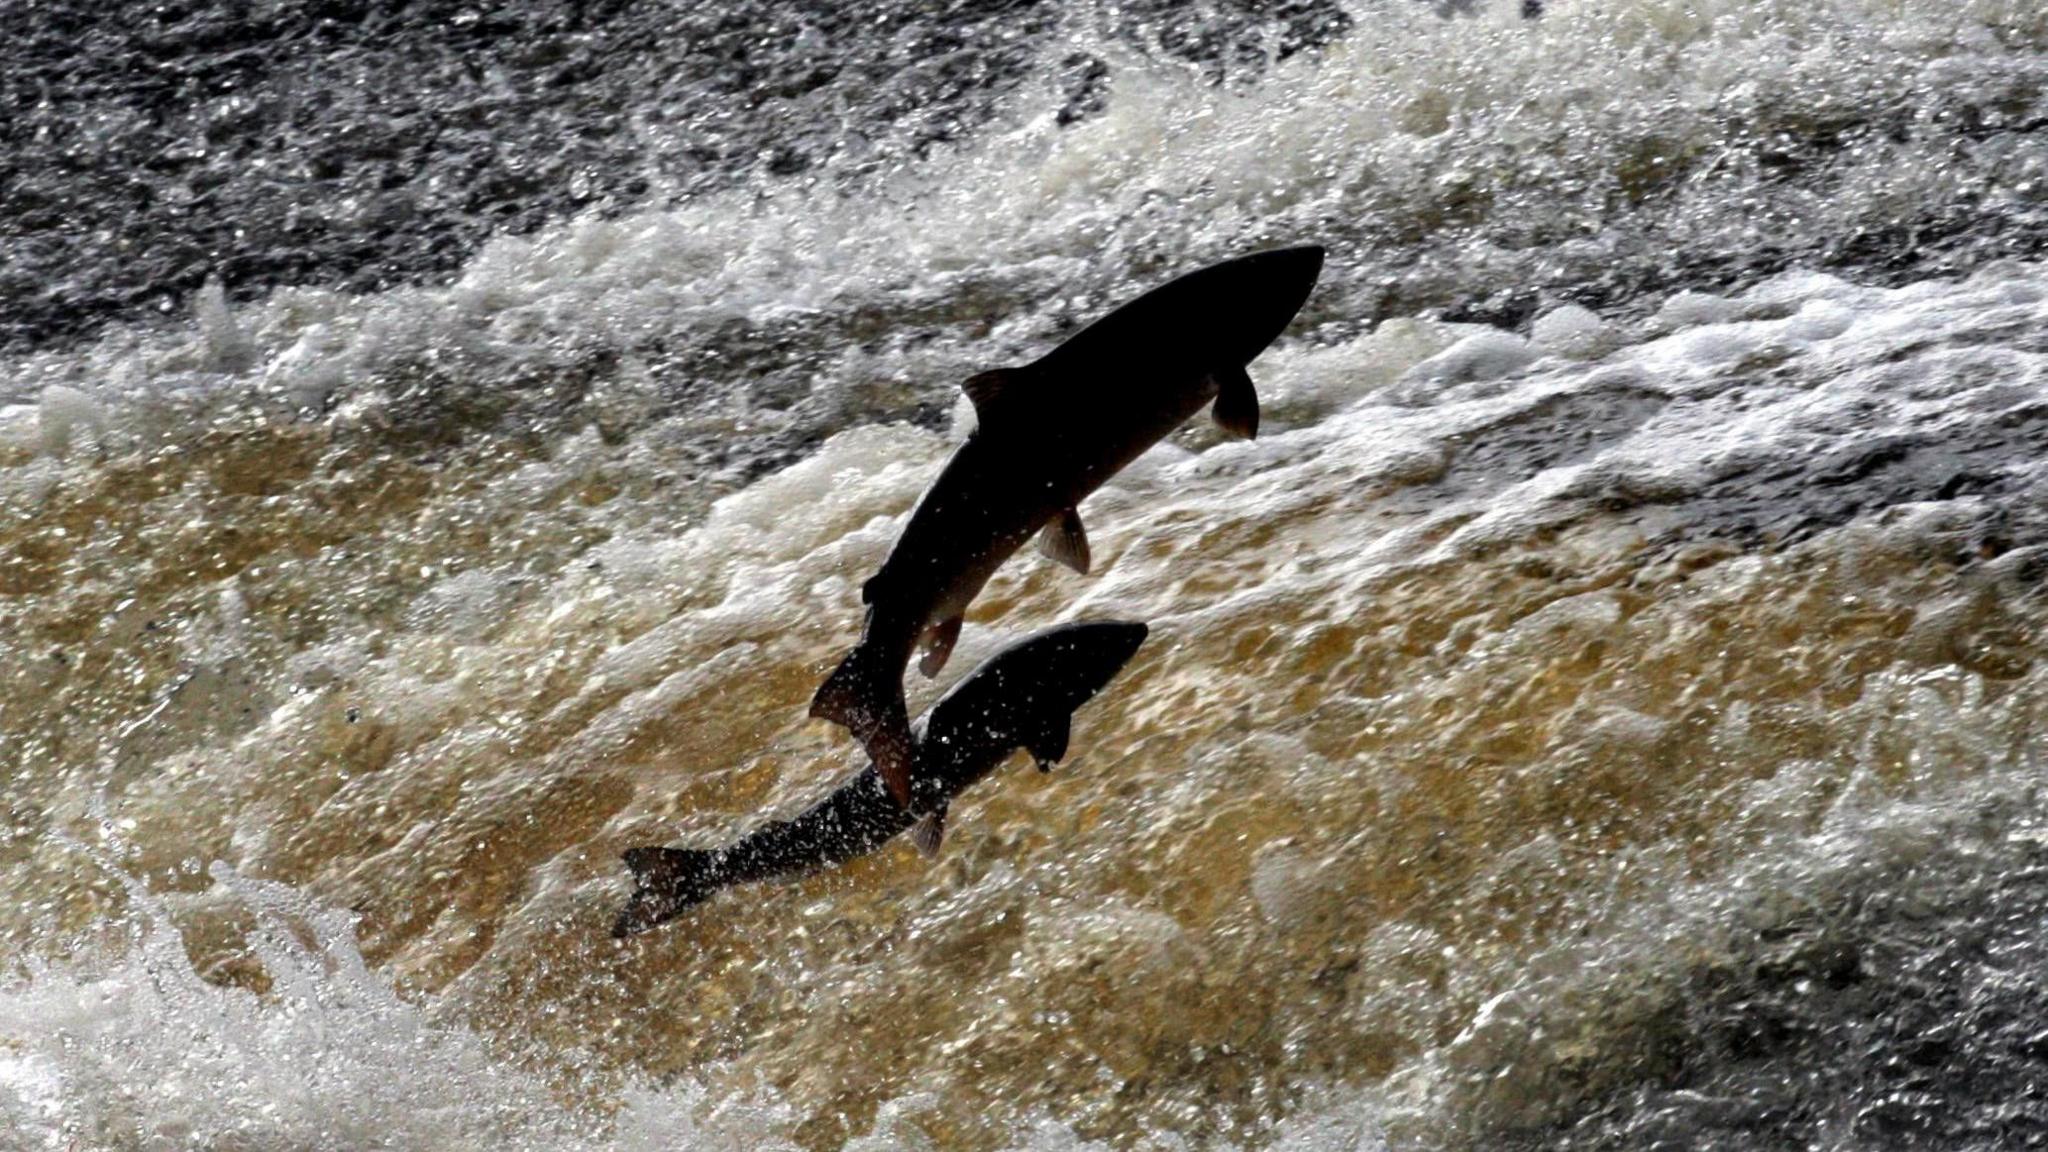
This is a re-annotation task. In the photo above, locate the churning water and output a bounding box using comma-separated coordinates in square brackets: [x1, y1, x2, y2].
[3, 0, 2046, 1148]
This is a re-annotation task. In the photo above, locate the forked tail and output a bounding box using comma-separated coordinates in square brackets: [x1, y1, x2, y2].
[612, 846, 721, 938]
[809, 643, 916, 807]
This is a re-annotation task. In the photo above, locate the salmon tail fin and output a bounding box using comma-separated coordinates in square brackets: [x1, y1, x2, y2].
[810, 643, 889, 731]
[810, 645, 917, 808]
[612, 846, 720, 938]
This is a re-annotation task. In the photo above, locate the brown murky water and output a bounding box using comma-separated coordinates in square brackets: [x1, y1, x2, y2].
[4, 258, 2043, 1149]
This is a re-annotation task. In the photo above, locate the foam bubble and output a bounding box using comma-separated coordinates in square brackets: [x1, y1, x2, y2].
[36, 385, 104, 457]
[1389, 329, 1539, 404]
[1531, 304, 1619, 360]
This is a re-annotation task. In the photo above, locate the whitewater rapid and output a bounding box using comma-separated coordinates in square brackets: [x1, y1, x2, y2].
[3, 1, 2046, 1149]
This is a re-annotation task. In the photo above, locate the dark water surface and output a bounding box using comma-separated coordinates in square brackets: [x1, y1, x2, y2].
[1, 0, 1347, 351]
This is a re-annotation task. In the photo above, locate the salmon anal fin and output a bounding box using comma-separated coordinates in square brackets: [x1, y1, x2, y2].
[1037, 507, 1091, 574]
[1212, 363, 1259, 440]
[909, 806, 947, 857]
[917, 616, 963, 678]
[1026, 716, 1071, 768]
[962, 367, 1026, 427]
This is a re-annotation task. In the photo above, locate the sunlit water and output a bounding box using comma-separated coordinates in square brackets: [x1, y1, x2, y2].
[3, 1, 2046, 1149]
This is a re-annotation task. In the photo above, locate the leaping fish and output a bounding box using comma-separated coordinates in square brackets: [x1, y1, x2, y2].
[811, 245, 1323, 806]
[615, 620, 1148, 937]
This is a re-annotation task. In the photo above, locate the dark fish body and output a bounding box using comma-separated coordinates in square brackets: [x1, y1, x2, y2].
[1032, 244, 1327, 387]
[616, 621, 1149, 937]
[811, 246, 1323, 803]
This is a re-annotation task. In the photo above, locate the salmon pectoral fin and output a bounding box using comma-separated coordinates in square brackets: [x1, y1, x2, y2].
[1037, 507, 1091, 574]
[917, 616, 963, 678]
[613, 847, 720, 938]
[909, 805, 948, 857]
[1025, 716, 1071, 769]
[1212, 363, 1259, 440]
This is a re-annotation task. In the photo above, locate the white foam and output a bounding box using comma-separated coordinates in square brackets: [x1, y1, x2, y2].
[1651, 289, 1749, 331]
[0, 857, 803, 1152]
[35, 385, 104, 457]
[192, 278, 257, 376]
[3, 0, 2038, 468]
[0, 404, 38, 460]
[1387, 329, 1539, 404]
[0, 857, 1402, 1152]
[1530, 304, 1619, 361]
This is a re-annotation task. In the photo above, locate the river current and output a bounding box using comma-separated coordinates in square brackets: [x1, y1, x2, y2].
[3, 1, 2047, 1149]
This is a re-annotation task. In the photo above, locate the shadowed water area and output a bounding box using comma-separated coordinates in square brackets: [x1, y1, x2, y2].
[3, 1, 2047, 1149]
[0, 0, 1347, 352]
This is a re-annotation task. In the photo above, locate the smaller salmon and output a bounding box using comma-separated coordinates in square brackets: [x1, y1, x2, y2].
[615, 621, 1148, 937]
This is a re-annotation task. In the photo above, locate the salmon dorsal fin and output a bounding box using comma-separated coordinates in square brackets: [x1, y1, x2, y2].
[962, 367, 1029, 427]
